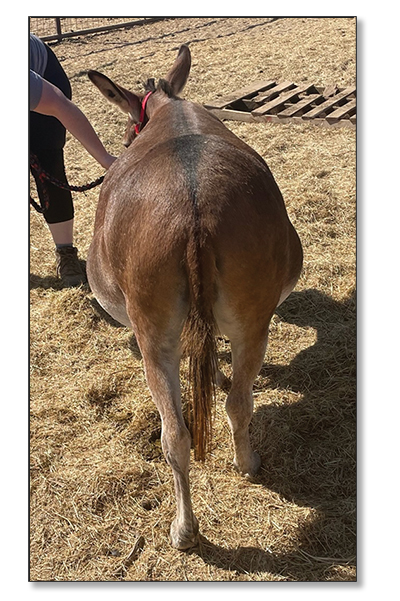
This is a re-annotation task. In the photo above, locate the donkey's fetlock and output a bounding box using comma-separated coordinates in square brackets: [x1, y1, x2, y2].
[170, 515, 199, 550]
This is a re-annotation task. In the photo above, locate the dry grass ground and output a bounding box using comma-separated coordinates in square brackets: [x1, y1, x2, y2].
[29, 17, 356, 581]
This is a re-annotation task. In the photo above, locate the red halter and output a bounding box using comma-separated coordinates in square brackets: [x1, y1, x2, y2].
[134, 91, 153, 135]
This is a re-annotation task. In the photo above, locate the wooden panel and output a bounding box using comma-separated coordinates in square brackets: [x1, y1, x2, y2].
[204, 80, 276, 110]
[207, 108, 256, 123]
[252, 84, 315, 116]
[253, 81, 295, 104]
[326, 98, 356, 121]
[278, 93, 322, 117]
[205, 79, 356, 128]
[302, 87, 356, 119]
[207, 107, 356, 129]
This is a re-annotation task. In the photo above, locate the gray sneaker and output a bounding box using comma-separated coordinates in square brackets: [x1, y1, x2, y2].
[55, 246, 87, 287]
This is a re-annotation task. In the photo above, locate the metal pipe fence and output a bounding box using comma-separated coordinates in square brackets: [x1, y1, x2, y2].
[29, 17, 166, 42]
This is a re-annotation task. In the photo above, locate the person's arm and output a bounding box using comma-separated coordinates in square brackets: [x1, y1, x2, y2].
[32, 77, 117, 170]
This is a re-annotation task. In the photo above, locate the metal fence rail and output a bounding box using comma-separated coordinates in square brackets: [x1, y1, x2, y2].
[29, 17, 166, 42]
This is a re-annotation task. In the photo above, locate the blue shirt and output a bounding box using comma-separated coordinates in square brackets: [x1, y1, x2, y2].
[30, 34, 48, 110]
[30, 70, 43, 110]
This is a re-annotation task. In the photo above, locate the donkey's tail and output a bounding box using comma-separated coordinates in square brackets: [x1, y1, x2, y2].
[181, 232, 218, 461]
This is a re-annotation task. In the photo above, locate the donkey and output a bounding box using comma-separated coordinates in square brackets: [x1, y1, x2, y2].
[87, 45, 303, 550]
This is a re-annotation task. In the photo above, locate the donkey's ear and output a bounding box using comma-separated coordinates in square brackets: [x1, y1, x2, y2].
[164, 45, 191, 96]
[88, 70, 142, 121]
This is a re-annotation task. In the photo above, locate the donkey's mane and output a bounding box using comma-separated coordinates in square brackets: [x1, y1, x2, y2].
[144, 77, 175, 98]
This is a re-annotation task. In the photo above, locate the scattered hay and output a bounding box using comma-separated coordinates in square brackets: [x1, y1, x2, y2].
[30, 17, 356, 581]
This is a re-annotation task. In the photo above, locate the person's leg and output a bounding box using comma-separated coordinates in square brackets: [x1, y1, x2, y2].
[30, 45, 85, 286]
[47, 219, 74, 246]
[30, 148, 86, 287]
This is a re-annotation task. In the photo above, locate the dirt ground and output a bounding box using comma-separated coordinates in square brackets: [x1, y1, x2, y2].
[29, 17, 356, 582]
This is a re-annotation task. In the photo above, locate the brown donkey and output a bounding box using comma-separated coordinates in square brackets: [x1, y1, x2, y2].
[87, 45, 303, 549]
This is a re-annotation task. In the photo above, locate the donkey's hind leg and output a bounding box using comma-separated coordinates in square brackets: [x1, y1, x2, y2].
[224, 328, 270, 477]
[134, 322, 199, 550]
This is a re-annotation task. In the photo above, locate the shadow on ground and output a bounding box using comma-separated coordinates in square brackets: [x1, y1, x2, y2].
[203, 288, 356, 580]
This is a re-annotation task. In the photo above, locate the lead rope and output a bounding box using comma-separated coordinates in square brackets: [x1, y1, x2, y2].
[29, 152, 105, 214]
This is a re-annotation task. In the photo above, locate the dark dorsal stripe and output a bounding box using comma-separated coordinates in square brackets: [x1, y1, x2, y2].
[172, 134, 205, 203]
[170, 100, 206, 204]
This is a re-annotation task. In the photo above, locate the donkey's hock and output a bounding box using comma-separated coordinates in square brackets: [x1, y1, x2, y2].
[87, 44, 303, 550]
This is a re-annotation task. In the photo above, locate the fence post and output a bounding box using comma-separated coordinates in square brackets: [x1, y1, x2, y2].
[55, 18, 62, 42]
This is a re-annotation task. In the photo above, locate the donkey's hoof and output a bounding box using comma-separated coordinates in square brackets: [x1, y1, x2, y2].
[234, 451, 261, 478]
[170, 518, 199, 550]
[245, 451, 261, 478]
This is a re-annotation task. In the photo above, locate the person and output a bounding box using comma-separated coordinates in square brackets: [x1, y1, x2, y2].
[30, 33, 117, 286]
